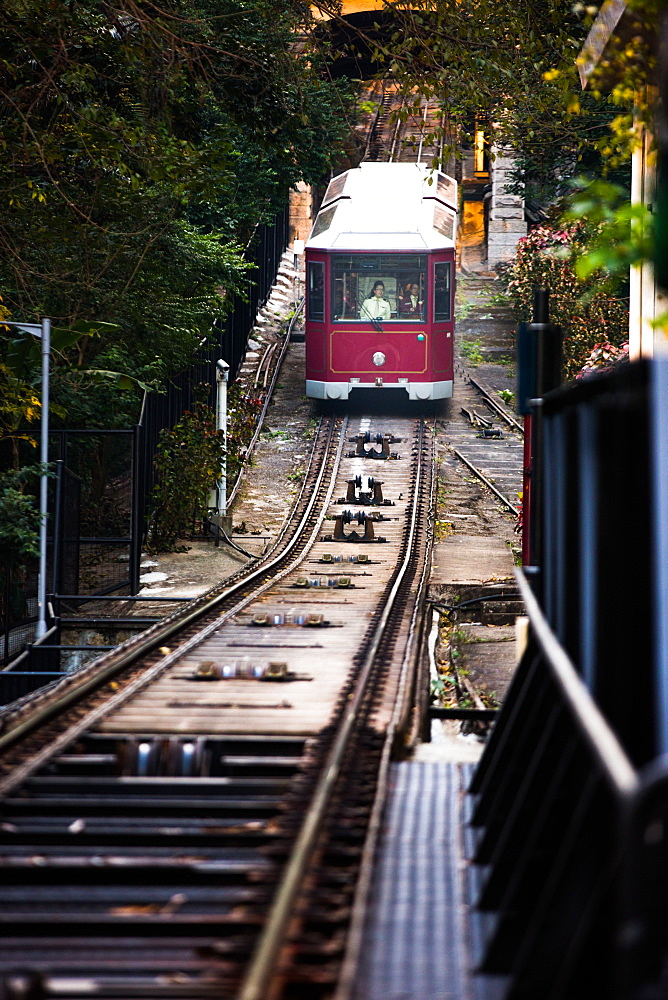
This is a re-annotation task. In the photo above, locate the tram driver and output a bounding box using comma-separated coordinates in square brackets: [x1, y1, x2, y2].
[361, 280, 392, 321]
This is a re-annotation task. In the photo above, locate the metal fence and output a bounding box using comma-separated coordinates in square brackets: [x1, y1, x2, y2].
[49, 432, 139, 599]
[468, 570, 639, 1000]
[0, 562, 38, 665]
[0, 207, 290, 682]
[134, 207, 290, 551]
[538, 359, 655, 766]
[467, 357, 668, 998]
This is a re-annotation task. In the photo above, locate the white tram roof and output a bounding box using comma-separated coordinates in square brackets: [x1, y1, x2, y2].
[306, 162, 458, 252]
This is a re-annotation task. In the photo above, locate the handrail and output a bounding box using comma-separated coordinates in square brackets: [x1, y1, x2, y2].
[513, 568, 637, 796]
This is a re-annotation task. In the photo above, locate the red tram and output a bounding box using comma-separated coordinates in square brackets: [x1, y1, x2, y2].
[304, 162, 457, 402]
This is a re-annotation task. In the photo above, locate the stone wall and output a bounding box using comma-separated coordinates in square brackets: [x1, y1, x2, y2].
[289, 181, 314, 247]
[487, 146, 526, 267]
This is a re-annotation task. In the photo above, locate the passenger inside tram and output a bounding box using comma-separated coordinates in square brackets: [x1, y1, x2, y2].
[331, 253, 427, 322]
[398, 281, 424, 318]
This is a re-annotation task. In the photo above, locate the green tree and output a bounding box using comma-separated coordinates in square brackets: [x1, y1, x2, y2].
[0, 0, 353, 433]
[0, 467, 41, 570]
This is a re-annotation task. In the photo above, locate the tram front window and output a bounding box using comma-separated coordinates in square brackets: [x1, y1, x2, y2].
[331, 254, 427, 322]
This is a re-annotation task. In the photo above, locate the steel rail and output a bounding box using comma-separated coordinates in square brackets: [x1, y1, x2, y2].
[262, 343, 278, 389]
[238, 421, 429, 1000]
[334, 421, 435, 1000]
[254, 342, 274, 388]
[363, 81, 389, 161]
[416, 98, 430, 164]
[388, 92, 407, 163]
[0, 414, 339, 765]
[468, 374, 525, 434]
[453, 446, 520, 516]
[0, 417, 345, 796]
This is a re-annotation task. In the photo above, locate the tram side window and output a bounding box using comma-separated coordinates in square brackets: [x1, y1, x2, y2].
[434, 262, 452, 322]
[331, 254, 427, 322]
[307, 262, 325, 321]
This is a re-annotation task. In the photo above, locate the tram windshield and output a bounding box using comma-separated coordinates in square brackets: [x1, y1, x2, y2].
[331, 254, 427, 322]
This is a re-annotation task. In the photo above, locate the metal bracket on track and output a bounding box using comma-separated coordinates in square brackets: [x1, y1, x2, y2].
[337, 475, 394, 506]
[347, 431, 400, 460]
[322, 510, 387, 543]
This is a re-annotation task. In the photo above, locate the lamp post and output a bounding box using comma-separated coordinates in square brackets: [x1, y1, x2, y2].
[4, 318, 51, 639]
[215, 358, 230, 515]
[293, 239, 304, 304]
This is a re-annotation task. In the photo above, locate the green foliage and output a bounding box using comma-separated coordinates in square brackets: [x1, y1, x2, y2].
[0, 0, 352, 436]
[148, 387, 225, 552]
[564, 178, 654, 279]
[226, 383, 263, 485]
[503, 223, 629, 379]
[0, 466, 41, 569]
[579, 0, 659, 163]
[460, 340, 484, 365]
[345, 0, 597, 173]
[0, 361, 41, 465]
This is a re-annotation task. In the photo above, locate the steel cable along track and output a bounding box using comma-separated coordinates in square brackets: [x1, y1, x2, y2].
[0, 414, 343, 777]
[0, 416, 435, 1000]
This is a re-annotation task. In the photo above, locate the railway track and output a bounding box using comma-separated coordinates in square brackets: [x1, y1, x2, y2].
[0, 77, 524, 1000]
[360, 83, 523, 520]
[449, 360, 524, 517]
[0, 412, 436, 1000]
[364, 83, 446, 166]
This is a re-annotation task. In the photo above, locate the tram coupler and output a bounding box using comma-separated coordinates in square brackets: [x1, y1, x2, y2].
[322, 509, 387, 543]
[347, 431, 400, 460]
[338, 475, 394, 505]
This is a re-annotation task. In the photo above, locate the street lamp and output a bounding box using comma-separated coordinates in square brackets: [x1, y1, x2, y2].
[3, 318, 51, 639]
[293, 239, 304, 304]
[215, 358, 230, 515]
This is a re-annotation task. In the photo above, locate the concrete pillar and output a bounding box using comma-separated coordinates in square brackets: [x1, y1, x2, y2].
[629, 94, 668, 359]
[487, 144, 527, 267]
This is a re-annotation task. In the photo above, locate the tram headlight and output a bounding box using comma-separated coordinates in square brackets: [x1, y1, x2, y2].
[372, 352, 386, 367]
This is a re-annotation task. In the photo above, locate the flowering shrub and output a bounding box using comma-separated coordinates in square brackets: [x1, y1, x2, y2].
[576, 340, 629, 378]
[503, 223, 629, 379]
[148, 385, 226, 552]
[147, 381, 264, 551]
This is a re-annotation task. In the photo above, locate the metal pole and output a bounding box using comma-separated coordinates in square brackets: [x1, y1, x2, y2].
[215, 359, 229, 515]
[130, 424, 142, 595]
[36, 317, 50, 639]
[52, 460, 64, 595]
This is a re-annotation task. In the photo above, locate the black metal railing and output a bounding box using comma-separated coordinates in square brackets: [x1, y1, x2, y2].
[538, 359, 655, 766]
[0, 621, 61, 705]
[134, 207, 291, 541]
[467, 569, 638, 1000]
[49, 434, 140, 599]
[468, 356, 668, 999]
[0, 207, 290, 686]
